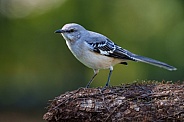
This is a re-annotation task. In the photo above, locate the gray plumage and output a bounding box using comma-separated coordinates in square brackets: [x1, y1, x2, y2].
[55, 23, 177, 87]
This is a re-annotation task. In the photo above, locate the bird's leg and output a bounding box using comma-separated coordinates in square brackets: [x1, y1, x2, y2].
[86, 69, 99, 88]
[105, 66, 113, 87]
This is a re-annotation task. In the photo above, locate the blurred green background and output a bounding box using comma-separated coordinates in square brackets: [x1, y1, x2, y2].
[0, 0, 184, 121]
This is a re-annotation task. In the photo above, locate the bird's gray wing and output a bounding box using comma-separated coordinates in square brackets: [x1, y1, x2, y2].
[85, 36, 136, 61]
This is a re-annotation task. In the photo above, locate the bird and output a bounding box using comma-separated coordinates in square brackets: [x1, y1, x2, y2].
[55, 23, 177, 88]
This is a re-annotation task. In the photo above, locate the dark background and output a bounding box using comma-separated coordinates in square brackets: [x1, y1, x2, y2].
[0, 0, 183, 121]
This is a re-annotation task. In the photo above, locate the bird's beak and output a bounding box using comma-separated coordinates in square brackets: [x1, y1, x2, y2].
[54, 29, 65, 33]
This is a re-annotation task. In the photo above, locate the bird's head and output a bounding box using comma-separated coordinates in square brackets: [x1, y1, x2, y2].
[55, 23, 87, 42]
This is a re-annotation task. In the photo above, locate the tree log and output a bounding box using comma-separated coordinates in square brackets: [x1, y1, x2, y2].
[43, 81, 184, 122]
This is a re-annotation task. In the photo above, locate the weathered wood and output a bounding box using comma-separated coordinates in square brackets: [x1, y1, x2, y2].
[43, 81, 184, 122]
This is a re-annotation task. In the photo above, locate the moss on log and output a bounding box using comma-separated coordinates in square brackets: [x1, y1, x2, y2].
[43, 81, 184, 122]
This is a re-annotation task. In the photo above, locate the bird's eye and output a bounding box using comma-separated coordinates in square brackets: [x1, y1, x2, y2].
[70, 29, 75, 32]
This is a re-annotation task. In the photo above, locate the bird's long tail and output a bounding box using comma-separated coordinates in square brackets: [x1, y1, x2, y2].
[132, 55, 177, 71]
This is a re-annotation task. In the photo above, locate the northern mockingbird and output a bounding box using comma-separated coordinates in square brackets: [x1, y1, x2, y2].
[55, 23, 177, 88]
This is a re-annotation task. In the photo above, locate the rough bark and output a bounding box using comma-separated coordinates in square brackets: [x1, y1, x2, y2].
[43, 81, 184, 122]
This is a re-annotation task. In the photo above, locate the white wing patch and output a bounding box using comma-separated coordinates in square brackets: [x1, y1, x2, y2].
[99, 49, 109, 55]
[99, 49, 114, 55]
